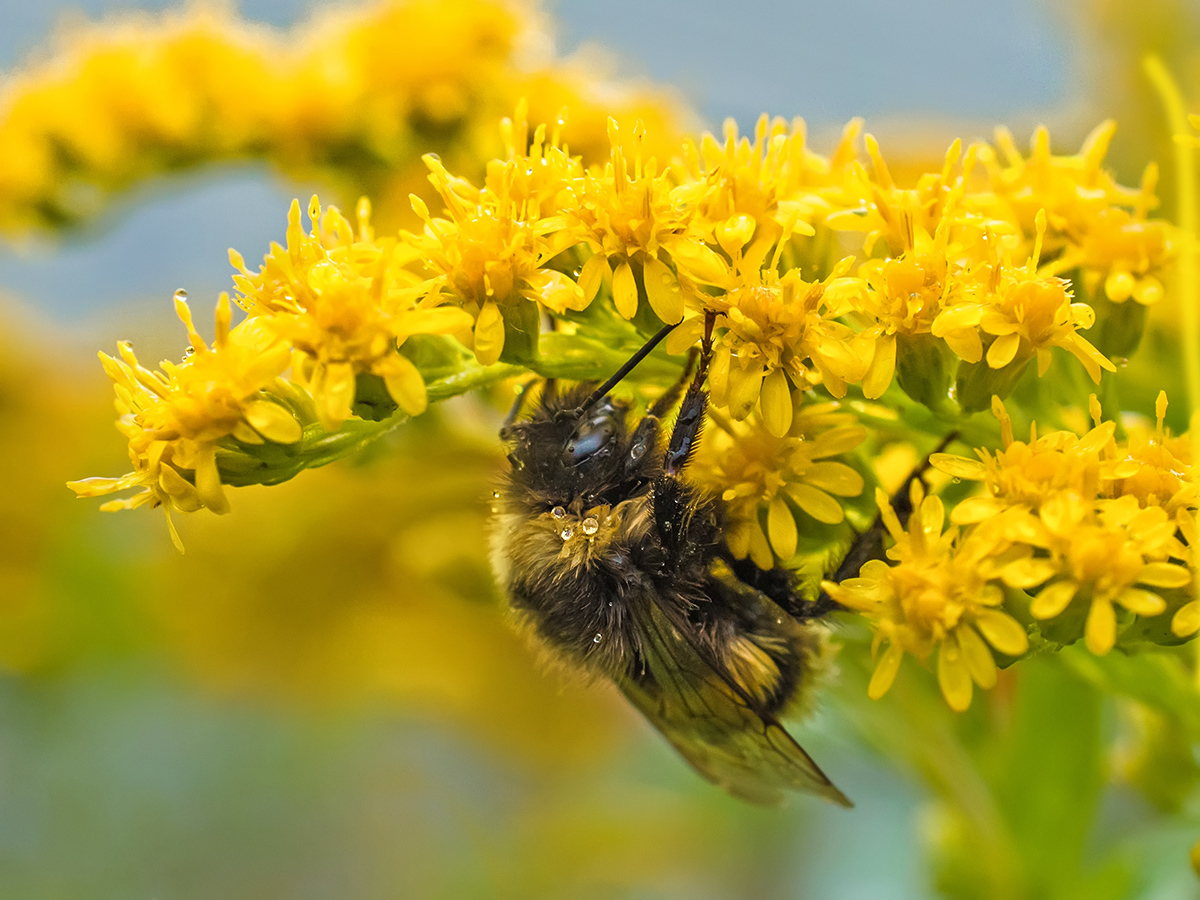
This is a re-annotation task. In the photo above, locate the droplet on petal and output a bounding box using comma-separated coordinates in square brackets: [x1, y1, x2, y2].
[642, 255, 684, 324]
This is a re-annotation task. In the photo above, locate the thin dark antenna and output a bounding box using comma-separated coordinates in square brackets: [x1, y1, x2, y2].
[573, 322, 676, 416]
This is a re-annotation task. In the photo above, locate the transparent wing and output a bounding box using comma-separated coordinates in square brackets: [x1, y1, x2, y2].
[620, 596, 851, 807]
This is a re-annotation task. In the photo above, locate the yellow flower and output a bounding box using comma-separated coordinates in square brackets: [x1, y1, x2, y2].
[932, 213, 1114, 384]
[701, 260, 873, 433]
[232, 196, 472, 428]
[933, 395, 1195, 655]
[67, 292, 300, 550]
[409, 152, 584, 365]
[1109, 391, 1196, 514]
[676, 114, 833, 252]
[566, 118, 707, 324]
[692, 403, 866, 569]
[1024, 493, 1188, 655]
[822, 482, 1029, 712]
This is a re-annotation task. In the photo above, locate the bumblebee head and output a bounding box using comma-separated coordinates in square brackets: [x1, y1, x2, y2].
[500, 381, 634, 500]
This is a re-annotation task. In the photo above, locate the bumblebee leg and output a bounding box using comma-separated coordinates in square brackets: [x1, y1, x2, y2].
[653, 313, 718, 558]
[624, 347, 702, 476]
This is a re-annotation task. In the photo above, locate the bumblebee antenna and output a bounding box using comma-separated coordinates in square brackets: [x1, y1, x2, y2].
[574, 322, 676, 416]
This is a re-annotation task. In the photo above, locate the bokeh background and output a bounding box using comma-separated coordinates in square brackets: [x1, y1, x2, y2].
[0, 1, 1198, 897]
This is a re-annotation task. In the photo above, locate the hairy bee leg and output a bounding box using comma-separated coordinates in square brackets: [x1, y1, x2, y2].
[663, 312, 715, 478]
[624, 348, 703, 476]
[653, 313, 717, 556]
[810, 431, 960, 616]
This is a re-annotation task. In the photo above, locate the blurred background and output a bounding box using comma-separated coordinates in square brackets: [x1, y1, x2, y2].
[0, 0, 1198, 897]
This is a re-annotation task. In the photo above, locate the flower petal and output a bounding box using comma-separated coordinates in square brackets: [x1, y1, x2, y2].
[974, 607, 1030, 656]
[767, 496, 798, 560]
[868, 642, 905, 700]
[937, 634, 974, 712]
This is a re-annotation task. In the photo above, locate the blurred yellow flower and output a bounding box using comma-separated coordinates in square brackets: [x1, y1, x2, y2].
[68, 293, 301, 549]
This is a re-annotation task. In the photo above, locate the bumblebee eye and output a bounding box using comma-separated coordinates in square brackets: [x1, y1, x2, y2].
[564, 415, 617, 464]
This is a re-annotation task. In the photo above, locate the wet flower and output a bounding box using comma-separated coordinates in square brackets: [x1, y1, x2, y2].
[232, 195, 473, 428]
[409, 153, 584, 365]
[700, 259, 873, 433]
[822, 482, 1029, 711]
[566, 118, 712, 323]
[67, 292, 300, 550]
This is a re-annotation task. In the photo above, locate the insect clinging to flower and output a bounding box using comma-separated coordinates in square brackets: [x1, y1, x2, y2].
[490, 315, 850, 806]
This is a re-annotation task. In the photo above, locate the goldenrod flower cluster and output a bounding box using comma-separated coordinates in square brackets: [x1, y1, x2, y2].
[828, 393, 1196, 711]
[825, 393, 1197, 710]
[0, 0, 689, 234]
[71, 101, 1196, 713]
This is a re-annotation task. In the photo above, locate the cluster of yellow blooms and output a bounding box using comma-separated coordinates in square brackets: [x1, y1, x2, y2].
[0, 0, 688, 234]
[827, 394, 1196, 710]
[70, 101, 1195, 708]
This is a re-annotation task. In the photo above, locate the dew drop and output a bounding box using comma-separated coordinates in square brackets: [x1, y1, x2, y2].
[560, 524, 575, 540]
[426, 152, 441, 162]
[1114, 357, 1129, 369]
[572, 267, 583, 278]
[492, 490, 501, 499]
[551, 506, 567, 519]
[183, 346, 195, 357]
[593, 633, 603, 643]
[173, 288, 188, 303]
[581, 516, 599, 536]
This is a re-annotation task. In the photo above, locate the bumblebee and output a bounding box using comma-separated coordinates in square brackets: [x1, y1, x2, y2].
[491, 318, 850, 806]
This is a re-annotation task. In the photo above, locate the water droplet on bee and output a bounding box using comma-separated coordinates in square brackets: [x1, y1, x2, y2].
[551, 506, 566, 518]
[581, 516, 599, 535]
[492, 490, 501, 499]
[593, 633, 603, 643]
[776, 617, 782, 624]
[560, 524, 575, 540]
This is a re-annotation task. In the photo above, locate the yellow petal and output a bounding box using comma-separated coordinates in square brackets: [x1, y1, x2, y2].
[1172, 601, 1200, 637]
[930, 453, 986, 480]
[193, 443, 230, 515]
[862, 334, 896, 400]
[767, 496, 798, 560]
[937, 635, 973, 712]
[473, 300, 505, 366]
[613, 260, 639, 319]
[1000, 557, 1058, 590]
[577, 253, 608, 303]
[803, 462, 864, 497]
[1137, 562, 1192, 589]
[958, 625, 998, 689]
[974, 608, 1030, 656]
[950, 496, 1007, 525]
[787, 483, 845, 525]
[867, 642, 904, 700]
[244, 400, 303, 444]
[1118, 588, 1167, 617]
[759, 369, 793, 437]
[381, 354, 428, 416]
[1029, 580, 1077, 620]
[321, 362, 358, 429]
[642, 255, 684, 324]
[726, 362, 765, 421]
[749, 519, 774, 570]
[1084, 598, 1117, 656]
[986, 332, 1021, 369]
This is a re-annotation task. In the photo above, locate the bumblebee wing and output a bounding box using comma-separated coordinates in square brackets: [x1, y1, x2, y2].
[620, 597, 851, 807]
